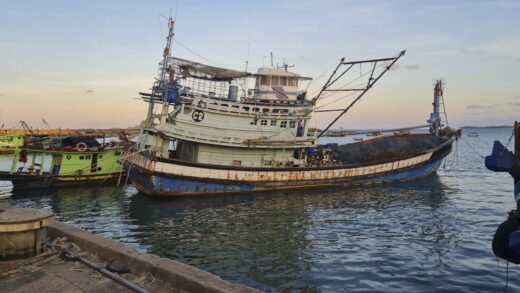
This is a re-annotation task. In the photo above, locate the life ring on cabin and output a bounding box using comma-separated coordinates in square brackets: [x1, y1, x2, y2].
[66, 155, 72, 160]
[75, 142, 88, 152]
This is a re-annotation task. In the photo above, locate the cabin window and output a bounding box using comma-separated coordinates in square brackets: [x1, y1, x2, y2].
[221, 104, 228, 107]
[253, 108, 260, 112]
[272, 109, 279, 113]
[289, 121, 296, 128]
[86, 155, 92, 160]
[260, 120, 267, 126]
[250, 119, 258, 125]
[242, 106, 250, 111]
[79, 156, 84, 160]
[262, 108, 269, 113]
[260, 76, 269, 85]
[99, 155, 103, 159]
[280, 121, 288, 128]
[271, 76, 279, 85]
[288, 77, 297, 86]
[98, 167, 102, 171]
[270, 120, 277, 126]
[280, 76, 288, 86]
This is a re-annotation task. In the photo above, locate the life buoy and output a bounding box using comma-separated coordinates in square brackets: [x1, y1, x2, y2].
[75, 142, 88, 152]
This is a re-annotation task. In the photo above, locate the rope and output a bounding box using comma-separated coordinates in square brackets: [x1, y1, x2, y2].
[501, 130, 515, 156]
[460, 137, 486, 159]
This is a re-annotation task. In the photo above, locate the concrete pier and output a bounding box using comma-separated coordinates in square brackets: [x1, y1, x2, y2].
[0, 204, 258, 293]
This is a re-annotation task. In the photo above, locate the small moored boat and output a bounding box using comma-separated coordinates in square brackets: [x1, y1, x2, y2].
[0, 137, 125, 190]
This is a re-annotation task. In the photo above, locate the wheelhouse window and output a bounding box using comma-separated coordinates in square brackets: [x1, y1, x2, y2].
[250, 119, 258, 125]
[288, 77, 297, 86]
[271, 76, 279, 85]
[260, 76, 269, 85]
[270, 120, 277, 126]
[280, 121, 288, 128]
[289, 121, 296, 128]
[260, 120, 267, 126]
[280, 76, 288, 86]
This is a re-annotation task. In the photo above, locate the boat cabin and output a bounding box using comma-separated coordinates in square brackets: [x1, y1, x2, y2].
[253, 67, 307, 101]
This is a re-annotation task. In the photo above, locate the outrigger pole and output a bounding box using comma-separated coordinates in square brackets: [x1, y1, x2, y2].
[315, 50, 406, 139]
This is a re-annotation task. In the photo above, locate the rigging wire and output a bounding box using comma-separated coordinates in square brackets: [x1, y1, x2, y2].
[174, 27, 265, 58]
[173, 38, 223, 67]
[460, 137, 486, 159]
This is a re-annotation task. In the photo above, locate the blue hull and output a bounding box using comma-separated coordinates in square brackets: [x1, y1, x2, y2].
[128, 157, 445, 197]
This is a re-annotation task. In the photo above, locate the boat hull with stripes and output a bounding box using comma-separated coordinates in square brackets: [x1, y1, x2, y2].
[125, 137, 454, 197]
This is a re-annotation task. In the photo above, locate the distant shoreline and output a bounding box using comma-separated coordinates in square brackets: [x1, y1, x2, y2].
[460, 125, 514, 129]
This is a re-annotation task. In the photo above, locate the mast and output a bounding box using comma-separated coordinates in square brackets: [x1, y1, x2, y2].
[146, 17, 176, 127]
[428, 80, 443, 136]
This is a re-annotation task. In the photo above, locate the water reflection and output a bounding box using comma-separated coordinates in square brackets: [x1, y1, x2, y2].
[1, 167, 512, 292]
[122, 175, 456, 291]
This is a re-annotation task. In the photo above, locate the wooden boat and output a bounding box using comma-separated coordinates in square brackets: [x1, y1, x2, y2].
[0, 135, 24, 154]
[0, 137, 125, 190]
[124, 18, 459, 197]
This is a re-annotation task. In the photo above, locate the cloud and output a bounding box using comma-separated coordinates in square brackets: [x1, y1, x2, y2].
[85, 89, 94, 94]
[510, 95, 520, 99]
[459, 48, 468, 54]
[405, 64, 421, 70]
[465, 104, 494, 110]
[506, 102, 520, 107]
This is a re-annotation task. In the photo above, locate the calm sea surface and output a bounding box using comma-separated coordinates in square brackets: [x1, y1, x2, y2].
[1, 127, 518, 292]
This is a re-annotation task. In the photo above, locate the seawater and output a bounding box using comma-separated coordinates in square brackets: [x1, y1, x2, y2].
[0, 127, 518, 292]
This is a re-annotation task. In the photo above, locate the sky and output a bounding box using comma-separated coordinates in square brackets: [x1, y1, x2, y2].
[0, 0, 519, 129]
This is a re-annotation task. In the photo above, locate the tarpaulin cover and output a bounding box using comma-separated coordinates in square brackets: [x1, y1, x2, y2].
[335, 135, 447, 164]
[61, 137, 100, 148]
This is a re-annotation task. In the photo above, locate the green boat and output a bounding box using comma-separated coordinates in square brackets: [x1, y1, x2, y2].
[0, 137, 126, 190]
[0, 135, 24, 154]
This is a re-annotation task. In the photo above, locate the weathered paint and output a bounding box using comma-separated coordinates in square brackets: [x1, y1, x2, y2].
[126, 147, 448, 197]
[129, 151, 432, 183]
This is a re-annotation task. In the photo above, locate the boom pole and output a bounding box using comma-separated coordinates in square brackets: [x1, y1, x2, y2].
[316, 50, 405, 139]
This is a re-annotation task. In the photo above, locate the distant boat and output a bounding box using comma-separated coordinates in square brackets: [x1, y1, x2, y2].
[353, 137, 363, 141]
[468, 132, 479, 137]
[394, 129, 410, 135]
[367, 131, 383, 137]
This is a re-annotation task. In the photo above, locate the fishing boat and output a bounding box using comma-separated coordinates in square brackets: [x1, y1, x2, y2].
[0, 135, 24, 154]
[467, 132, 478, 137]
[0, 137, 125, 190]
[124, 18, 459, 197]
[366, 131, 383, 137]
